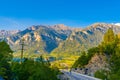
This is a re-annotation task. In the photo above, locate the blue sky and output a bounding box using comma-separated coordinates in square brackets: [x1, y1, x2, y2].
[0, 0, 120, 30]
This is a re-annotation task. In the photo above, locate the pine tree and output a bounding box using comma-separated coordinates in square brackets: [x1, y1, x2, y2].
[103, 28, 115, 44]
[0, 41, 13, 80]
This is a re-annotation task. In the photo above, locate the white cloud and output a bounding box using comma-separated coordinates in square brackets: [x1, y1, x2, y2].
[114, 23, 120, 26]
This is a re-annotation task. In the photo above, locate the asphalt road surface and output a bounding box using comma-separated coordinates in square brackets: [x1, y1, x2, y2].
[62, 70, 101, 80]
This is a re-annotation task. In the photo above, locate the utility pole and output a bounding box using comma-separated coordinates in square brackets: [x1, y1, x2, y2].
[20, 38, 25, 63]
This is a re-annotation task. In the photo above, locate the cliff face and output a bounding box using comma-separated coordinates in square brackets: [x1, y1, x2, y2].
[72, 54, 109, 76]
[85, 54, 108, 76]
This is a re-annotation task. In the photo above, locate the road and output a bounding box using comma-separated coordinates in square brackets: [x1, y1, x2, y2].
[62, 70, 101, 80]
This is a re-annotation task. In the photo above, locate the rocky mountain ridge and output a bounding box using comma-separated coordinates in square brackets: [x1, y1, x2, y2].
[0, 30, 20, 37]
[51, 23, 120, 55]
[1, 23, 120, 56]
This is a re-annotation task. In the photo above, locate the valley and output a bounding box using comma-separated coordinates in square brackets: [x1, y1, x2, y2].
[1, 23, 120, 80]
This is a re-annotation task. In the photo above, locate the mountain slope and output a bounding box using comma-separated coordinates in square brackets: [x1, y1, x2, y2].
[0, 30, 20, 40]
[51, 23, 120, 55]
[2, 23, 120, 57]
[5, 25, 72, 55]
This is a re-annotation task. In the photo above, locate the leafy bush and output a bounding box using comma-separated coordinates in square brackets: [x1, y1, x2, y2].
[12, 59, 59, 80]
[72, 48, 96, 68]
[94, 70, 107, 80]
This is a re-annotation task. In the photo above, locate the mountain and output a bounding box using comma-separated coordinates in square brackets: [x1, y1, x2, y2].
[2, 23, 120, 57]
[0, 30, 20, 37]
[0, 30, 20, 41]
[51, 23, 120, 55]
[4, 25, 72, 55]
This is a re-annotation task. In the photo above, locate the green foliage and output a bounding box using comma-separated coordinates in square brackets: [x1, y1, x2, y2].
[95, 29, 120, 79]
[101, 29, 118, 55]
[73, 29, 120, 80]
[12, 59, 59, 80]
[94, 70, 107, 80]
[109, 53, 120, 80]
[0, 41, 59, 80]
[0, 41, 13, 61]
[103, 28, 115, 44]
[109, 69, 120, 80]
[72, 48, 97, 68]
[72, 51, 87, 68]
[0, 41, 13, 80]
[104, 42, 116, 55]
